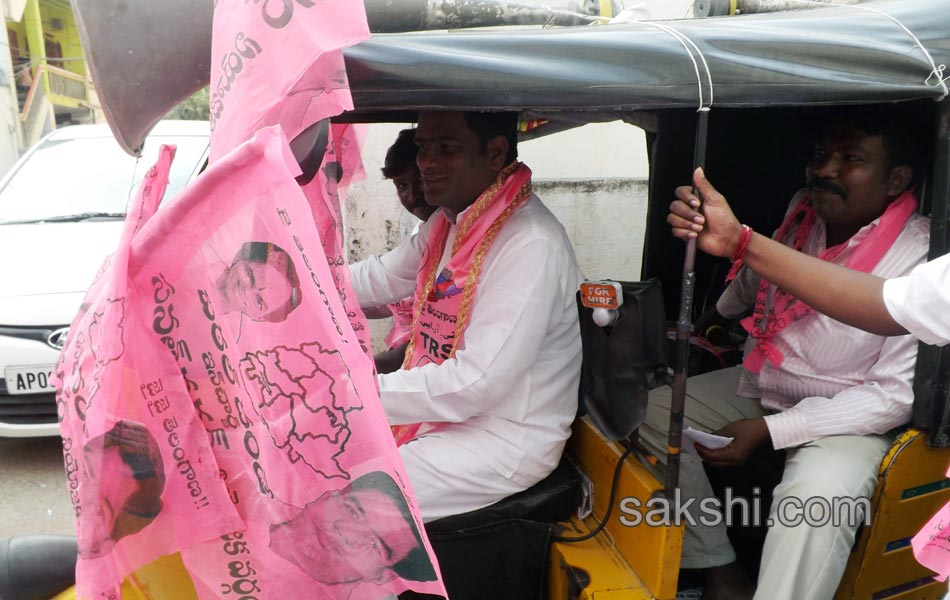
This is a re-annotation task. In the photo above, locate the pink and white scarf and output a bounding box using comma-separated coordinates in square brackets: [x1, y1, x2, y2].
[741, 190, 917, 373]
[391, 162, 532, 445]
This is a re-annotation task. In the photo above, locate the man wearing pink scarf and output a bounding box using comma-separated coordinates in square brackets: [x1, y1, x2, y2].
[641, 108, 931, 600]
[351, 111, 583, 522]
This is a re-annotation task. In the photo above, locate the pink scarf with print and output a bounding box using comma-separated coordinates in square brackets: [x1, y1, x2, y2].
[391, 162, 532, 445]
[741, 190, 917, 373]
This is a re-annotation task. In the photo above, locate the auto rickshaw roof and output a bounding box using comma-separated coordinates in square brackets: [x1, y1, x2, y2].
[342, 0, 949, 116]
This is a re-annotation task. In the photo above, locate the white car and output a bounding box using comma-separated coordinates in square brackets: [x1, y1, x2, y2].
[0, 121, 209, 437]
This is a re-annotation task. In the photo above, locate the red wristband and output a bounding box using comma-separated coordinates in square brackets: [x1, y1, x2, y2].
[725, 225, 753, 283]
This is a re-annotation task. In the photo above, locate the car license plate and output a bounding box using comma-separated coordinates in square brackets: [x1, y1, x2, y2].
[4, 365, 55, 395]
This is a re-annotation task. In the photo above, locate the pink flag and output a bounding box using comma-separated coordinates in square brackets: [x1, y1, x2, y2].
[55, 127, 446, 599]
[208, 0, 370, 161]
[911, 465, 950, 581]
[301, 123, 372, 353]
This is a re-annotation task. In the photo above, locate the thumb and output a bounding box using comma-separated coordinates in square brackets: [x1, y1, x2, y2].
[693, 167, 721, 206]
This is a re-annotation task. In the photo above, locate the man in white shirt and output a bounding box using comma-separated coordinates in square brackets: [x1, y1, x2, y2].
[646, 108, 931, 600]
[350, 111, 583, 522]
[370, 128, 437, 375]
[670, 176, 950, 349]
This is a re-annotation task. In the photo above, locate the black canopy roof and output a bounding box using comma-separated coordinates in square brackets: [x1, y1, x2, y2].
[344, 0, 949, 115]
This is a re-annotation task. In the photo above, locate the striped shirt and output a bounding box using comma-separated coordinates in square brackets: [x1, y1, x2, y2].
[717, 191, 931, 450]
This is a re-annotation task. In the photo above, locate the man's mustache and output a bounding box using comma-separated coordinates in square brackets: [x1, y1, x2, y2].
[809, 177, 846, 197]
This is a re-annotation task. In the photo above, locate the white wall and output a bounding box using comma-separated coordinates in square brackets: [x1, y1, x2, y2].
[345, 0, 693, 351]
[0, 22, 22, 176]
[3, 0, 26, 22]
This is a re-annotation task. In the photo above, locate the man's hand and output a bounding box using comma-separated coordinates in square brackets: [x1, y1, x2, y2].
[695, 418, 771, 468]
[667, 168, 743, 258]
[374, 342, 408, 374]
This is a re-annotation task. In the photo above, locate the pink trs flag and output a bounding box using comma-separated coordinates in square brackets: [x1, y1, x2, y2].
[54, 127, 446, 600]
[208, 0, 370, 162]
[911, 465, 950, 582]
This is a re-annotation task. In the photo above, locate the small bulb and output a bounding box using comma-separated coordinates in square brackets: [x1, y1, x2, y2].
[592, 307, 617, 327]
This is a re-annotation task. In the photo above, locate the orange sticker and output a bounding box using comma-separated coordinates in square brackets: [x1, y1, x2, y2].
[580, 282, 620, 309]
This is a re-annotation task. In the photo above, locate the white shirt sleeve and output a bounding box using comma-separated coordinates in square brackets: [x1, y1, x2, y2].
[349, 220, 431, 308]
[763, 330, 917, 449]
[883, 253, 950, 347]
[377, 236, 567, 425]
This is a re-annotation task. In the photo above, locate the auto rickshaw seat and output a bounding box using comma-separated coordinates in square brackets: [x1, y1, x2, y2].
[422, 458, 582, 600]
[0, 535, 78, 600]
[426, 457, 582, 533]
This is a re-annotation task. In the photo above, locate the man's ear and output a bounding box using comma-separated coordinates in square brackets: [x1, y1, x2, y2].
[486, 135, 509, 170]
[887, 165, 913, 195]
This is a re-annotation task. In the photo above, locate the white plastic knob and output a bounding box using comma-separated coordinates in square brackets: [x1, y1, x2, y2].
[592, 307, 617, 327]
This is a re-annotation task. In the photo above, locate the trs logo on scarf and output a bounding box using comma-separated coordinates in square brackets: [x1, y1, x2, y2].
[430, 269, 463, 301]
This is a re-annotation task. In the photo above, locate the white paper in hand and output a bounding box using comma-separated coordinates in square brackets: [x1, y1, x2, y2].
[682, 427, 734, 457]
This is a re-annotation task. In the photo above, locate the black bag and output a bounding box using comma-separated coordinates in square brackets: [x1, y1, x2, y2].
[577, 279, 667, 441]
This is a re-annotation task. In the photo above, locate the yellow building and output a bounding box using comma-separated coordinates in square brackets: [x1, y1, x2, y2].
[3, 0, 100, 159]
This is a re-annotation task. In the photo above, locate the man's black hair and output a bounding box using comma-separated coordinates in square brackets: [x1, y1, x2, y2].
[822, 104, 932, 193]
[241, 241, 273, 264]
[462, 111, 519, 165]
[348, 471, 438, 582]
[102, 420, 164, 484]
[382, 129, 419, 179]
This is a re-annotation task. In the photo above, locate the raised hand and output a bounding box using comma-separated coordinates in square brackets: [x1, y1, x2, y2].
[667, 168, 743, 259]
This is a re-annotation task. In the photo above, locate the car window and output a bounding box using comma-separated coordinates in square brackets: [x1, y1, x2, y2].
[0, 134, 208, 224]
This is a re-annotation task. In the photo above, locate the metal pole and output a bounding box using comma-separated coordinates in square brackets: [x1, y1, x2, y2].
[364, 0, 602, 32]
[694, 0, 865, 17]
[664, 108, 709, 497]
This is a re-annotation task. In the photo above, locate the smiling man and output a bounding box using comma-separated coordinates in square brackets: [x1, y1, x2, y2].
[215, 241, 302, 323]
[642, 107, 931, 600]
[350, 111, 583, 521]
[268, 470, 436, 587]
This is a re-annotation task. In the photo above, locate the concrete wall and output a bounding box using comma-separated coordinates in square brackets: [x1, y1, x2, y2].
[345, 0, 693, 351]
[0, 21, 21, 175]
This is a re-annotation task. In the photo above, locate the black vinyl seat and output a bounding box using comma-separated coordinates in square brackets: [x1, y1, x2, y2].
[0, 535, 78, 600]
[426, 458, 582, 534]
[422, 458, 582, 600]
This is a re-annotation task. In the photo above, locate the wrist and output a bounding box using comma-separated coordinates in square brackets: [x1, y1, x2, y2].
[724, 225, 753, 283]
[730, 224, 752, 261]
[724, 223, 744, 258]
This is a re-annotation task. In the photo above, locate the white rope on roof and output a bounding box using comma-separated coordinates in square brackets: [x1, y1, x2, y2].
[632, 20, 715, 112]
[796, 0, 949, 100]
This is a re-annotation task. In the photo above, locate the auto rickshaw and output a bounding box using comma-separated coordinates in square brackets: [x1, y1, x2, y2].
[3, 0, 950, 598]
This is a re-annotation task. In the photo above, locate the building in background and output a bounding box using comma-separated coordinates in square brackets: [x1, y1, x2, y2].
[0, 0, 100, 175]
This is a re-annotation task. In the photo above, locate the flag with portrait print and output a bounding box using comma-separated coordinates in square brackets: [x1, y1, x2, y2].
[54, 126, 445, 600]
[208, 0, 370, 162]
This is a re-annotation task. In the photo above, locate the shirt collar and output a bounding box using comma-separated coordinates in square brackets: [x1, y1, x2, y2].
[442, 203, 475, 225]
